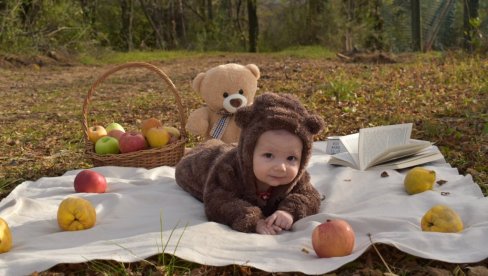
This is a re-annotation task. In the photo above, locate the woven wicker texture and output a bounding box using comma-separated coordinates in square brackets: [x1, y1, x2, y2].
[82, 62, 187, 168]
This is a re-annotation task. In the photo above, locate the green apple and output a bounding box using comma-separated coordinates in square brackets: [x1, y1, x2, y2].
[105, 122, 125, 133]
[95, 136, 120, 154]
[163, 126, 181, 139]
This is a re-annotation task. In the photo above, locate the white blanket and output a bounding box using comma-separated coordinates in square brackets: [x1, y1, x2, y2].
[1, 142, 487, 275]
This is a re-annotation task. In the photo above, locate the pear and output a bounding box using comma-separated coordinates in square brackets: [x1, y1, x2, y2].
[421, 204, 463, 233]
[404, 167, 436, 195]
[0, 218, 13, 253]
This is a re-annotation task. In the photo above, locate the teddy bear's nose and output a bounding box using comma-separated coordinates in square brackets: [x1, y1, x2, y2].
[230, 98, 242, 108]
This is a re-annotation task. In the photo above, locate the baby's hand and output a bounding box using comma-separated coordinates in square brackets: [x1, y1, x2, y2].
[256, 219, 283, 235]
[265, 210, 293, 230]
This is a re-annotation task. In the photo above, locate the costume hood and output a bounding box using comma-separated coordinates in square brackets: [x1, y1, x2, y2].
[234, 92, 325, 192]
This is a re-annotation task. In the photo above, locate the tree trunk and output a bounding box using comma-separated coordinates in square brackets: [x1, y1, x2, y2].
[247, 0, 258, 52]
[343, 0, 354, 52]
[423, 0, 455, 52]
[119, 0, 134, 51]
[365, 0, 384, 51]
[464, 0, 479, 52]
[411, 0, 421, 51]
[306, 0, 324, 45]
[207, 0, 213, 20]
[139, 0, 165, 49]
[174, 0, 186, 47]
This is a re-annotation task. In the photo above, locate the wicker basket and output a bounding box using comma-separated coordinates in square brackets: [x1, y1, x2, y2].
[82, 62, 187, 168]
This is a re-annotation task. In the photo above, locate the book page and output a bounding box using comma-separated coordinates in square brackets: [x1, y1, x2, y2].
[358, 123, 412, 171]
[372, 146, 444, 170]
[367, 139, 432, 168]
[338, 133, 360, 168]
[328, 152, 359, 169]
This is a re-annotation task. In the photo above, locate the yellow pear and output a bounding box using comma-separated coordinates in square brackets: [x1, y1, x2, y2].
[57, 197, 96, 231]
[404, 167, 436, 195]
[0, 218, 13, 253]
[421, 204, 463, 233]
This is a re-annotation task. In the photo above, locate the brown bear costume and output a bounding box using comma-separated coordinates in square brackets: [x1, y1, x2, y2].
[175, 92, 325, 233]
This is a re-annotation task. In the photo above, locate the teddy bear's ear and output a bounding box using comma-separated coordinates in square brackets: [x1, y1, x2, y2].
[304, 114, 325, 135]
[245, 64, 260, 80]
[234, 105, 254, 129]
[192, 72, 206, 93]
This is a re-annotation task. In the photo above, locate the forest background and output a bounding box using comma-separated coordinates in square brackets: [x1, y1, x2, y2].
[0, 0, 487, 56]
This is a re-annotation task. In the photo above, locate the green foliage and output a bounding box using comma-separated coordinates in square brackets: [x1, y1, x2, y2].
[0, 1, 487, 58]
[326, 74, 360, 103]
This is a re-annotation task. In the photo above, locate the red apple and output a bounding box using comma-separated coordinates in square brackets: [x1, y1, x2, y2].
[107, 129, 125, 141]
[119, 131, 147, 153]
[74, 169, 107, 193]
[312, 219, 355, 258]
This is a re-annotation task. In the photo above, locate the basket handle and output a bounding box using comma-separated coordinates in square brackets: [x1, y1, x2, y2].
[82, 62, 187, 141]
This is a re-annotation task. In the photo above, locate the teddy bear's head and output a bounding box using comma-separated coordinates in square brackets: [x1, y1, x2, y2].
[192, 63, 260, 114]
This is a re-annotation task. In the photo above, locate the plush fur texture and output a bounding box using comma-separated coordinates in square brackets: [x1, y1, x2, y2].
[175, 92, 325, 233]
[185, 63, 260, 144]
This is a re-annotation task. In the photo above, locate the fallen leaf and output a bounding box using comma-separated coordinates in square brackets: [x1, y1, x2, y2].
[466, 266, 488, 276]
[437, 180, 448, 185]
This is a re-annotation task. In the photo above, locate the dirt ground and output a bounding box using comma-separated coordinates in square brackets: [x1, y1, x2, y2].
[0, 52, 487, 275]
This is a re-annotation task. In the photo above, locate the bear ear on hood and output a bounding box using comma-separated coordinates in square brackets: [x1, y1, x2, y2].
[304, 114, 325, 136]
[234, 105, 255, 129]
[245, 64, 261, 80]
[192, 72, 206, 93]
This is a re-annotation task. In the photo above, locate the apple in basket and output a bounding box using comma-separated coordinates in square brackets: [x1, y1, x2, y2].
[95, 136, 120, 154]
[74, 169, 107, 193]
[87, 125, 107, 143]
[105, 122, 125, 133]
[164, 126, 181, 142]
[141, 117, 163, 136]
[119, 131, 148, 153]
[107, 129, 125, 141]
[0, 218, 13, 253]
[312, 219, 355, 258]
[146, 127, 171, 148]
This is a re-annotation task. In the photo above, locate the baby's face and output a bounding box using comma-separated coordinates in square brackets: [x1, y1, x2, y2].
[253, 130, 303, 187]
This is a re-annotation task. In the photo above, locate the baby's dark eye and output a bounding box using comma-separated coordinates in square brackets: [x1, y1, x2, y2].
[264, 153, 273, 158]
[287, 156, 298, 161]
[239, 89, 244, 95]
[223, 92, 229, 98]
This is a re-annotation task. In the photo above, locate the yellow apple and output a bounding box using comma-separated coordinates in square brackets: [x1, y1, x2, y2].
[87, 125, 107, 143]
[421, 204, 463, 233]
[163, 126, 181, 139]
[57, 197, 96, 231]
[146, 127, 171, 148]
[141, 117, 163, 136]
[0, 218, 12, 253]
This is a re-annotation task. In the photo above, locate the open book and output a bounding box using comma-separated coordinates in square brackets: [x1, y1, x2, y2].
[328, 123, 444, 171]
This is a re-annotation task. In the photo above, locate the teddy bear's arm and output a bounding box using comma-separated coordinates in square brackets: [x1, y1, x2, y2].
[186, 107, 210, 137]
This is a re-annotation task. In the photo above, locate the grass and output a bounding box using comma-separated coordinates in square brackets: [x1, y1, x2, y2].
[0, 48, 487, 274]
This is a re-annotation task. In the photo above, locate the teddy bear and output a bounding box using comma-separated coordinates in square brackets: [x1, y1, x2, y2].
[186, 63, 260, 144]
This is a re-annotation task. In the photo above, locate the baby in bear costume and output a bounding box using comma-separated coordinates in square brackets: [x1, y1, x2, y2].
[175, 92, 325, 234]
